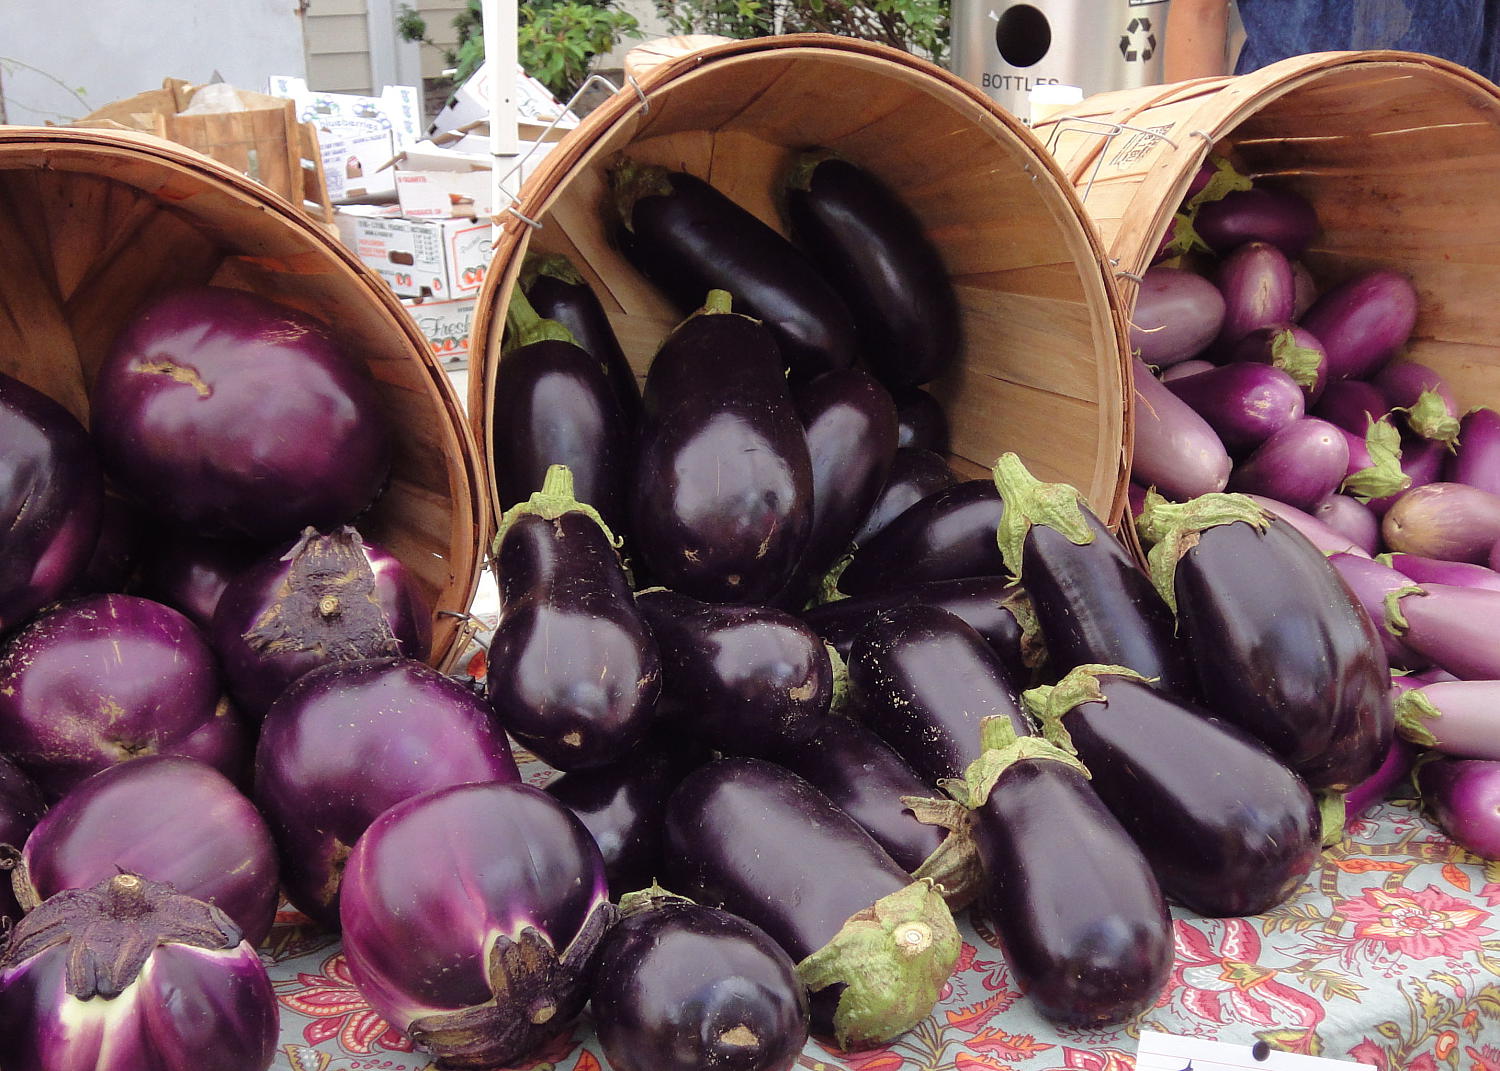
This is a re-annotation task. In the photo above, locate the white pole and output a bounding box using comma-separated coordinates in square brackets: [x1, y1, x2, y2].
[482, 0, 521, 233]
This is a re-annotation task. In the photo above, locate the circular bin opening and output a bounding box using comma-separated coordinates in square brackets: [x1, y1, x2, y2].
[996, 5, 1053, 68]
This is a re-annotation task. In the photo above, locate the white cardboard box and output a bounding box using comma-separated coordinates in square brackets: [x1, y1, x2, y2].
[402, 296, 478, 365]
[335, 206, 492, 300]
[269, 76, 423, 203]
[390, 133, 561, 219]
[427, 61, 580, 139]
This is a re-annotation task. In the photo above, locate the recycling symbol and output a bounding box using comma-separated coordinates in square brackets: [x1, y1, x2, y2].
[1119, 17, 1156, 62]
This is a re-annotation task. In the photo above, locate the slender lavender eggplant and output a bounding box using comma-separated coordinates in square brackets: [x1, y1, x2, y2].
[1384, 553, 1500, 592]
[1300, 270, 1419, 381]
[1193, 186, 1318, 257]
[1418, 757, 1500, 859]
[784, 152, 959, 388]
[1026, 666, 1320, 917]
[1226, 323, 1327, 402]
[1227, 418, 1349, 511]
[992, 454, 1194, 696]
[1131, 357, 1232, 500]
[1396, 680, 1500, 759]
[1386, 583, 1500, 681]
[1383, 482, 1500, 563]
[1129, 266, 1225, 366]
[487, 466, 660, 770]
[1328, 553, 1428, 670]
[1314, 379, 1391, 438]
[663, 759, 960, 1049]
[632, 291, 813, 602]
[1445, 408, 1500, 494]
[1372, 360, 1460, 447]
[1313, 494, 1381, 555]
[1215, 240, 1295, 347]
[1160, 359, 1215, 382]
[0, 756, 44, 925]
[1244, 494, 1372, 557]
[1413, 666, 1462, 685]
[1138, 493, 1394, 790]
[849, 605, 1029, 785]
[836, 480, 1004, 596]
[611, 163, 856, 378]
[892, 388, 950, 454]
[852, 447, 956, 546]
[1164, 361, 1305, 453]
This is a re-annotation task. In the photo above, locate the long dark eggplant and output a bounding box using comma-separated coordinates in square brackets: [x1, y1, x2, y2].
[851, 447, 956, 546]
[848, 605, 1029, 784]
[1138, 492, 1394, 790]
[611, 163, 856, 378]
[892, 389, 950, 454]
[493, 289, 633, 536]
[837, 480, 1004, 597]
[992, 454, 1194, 696]
[784, 152, 959, 388]
[636, 588, 831, 756]
[1026, 666, 1320, 917]
[663, 758, 959, 1050]
[486, 466, 661, 769]
[632, 291, 813, 603]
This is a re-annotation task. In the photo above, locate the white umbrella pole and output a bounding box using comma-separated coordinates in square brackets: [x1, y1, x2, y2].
[483, 0, 521, 231]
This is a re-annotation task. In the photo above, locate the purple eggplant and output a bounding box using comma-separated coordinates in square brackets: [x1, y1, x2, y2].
[0, 873, 277, 1071]
[1367, 437, 1447, 516]
[1165, 361, 1305, 453]
[992, 454, 1194, 696]
[1445, 408, 1500, 494]
[1413, 665, 1462, 685]
[1129, 266, 1226, 366]
[1314, 379, 1391, 438]
[1027, 666, 1319, 917]
[0, 756, 44, 925]
[1383, 482, 1500, 563]
[1160, 359, 1215, 383]
[519, 251, 642, 428]
[1328, 553, 1428, 670]
[1313, 494, 1381, 555]
[784, 151, 959, 388]
[1300, 270, 1419, 382]
[636, 589, 831, 756]
[1372, 360, 1460, 448]
[612, 163, 856, 378]
[487, 466, 660, 770]
[892, 388, 950, 454]
[1337, 417, 1411, 506]
[1396, 680, 1500, 759]
[253, 656, 521, 930]
[1490, 540, 1500, 572]
[1193, 186, 1319, 257]
[340, 781, 616, 1068]
[1139, 493, 1394, 790]
[1128, 481, 1152, 519]
[836, 480, 1004, 596]
[71, 494, 143, 596]
[1227, 417, 1349, 511]
[852, 447, 956, 546]
[1226, 323, 1328, 402]
[1344, 736, 1416, 822]
[494, 287, 633, 538]
[1383, 552, 1500, 592]
[1130, 357, 1232, 500]
[137, 531, 267, 631]
[849, 605, 1028, 785]
[1243, 494, 1372, 557]
[1215, 241, 1295, 347]
[1386, 583, 1500, 680]
[632, 292, 813, 602]
[663, 758, 960, 1049]
[1418, 757, 1500, 859]
[591, 892, 809, 1071]
[1292, 260, 1318, 318]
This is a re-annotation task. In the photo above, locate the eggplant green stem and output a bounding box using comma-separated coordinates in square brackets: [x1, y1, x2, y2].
[785, 148, 839, 193]
[504, 287, 578, 352]
[493, 465, 622, 555]
[1342, 416, 1410, 502]
[519, 250, 585, 290]
[1187, 154, 1254, 211]
[1268, 328, 1324, 392]
[1000, 587, 1048, 670]
[1400, 390, 1462, 451]
[905, 798, 982, 909]
[618, 882, 693, 917]
[1382, 583, 1427, 637]
[815, 550, 854, 605]
[1023, 664, 1151, 754]
[1137, 492, 1271, 614]
[1394, 688, 1442, 749]
[1317, 791, 1347, 847]
[991, 452, 1095, 580]
[941, 716, 1090, 811]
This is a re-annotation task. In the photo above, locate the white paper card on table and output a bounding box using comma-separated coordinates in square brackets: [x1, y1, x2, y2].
[1136, 1031, 1376, 1071]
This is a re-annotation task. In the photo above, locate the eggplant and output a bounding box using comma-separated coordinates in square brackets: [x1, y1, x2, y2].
[992, 454, 1194, 696]
[836, 479, 1004, 596]
[1418, 756, 1500, 859]
[1366, 437, 1447, 516]
[1300, 270, 1419, 382]
[1372, 360, 1460, 448]
[1215, 240, 1295, 347]
[1337, 417, 1411, 505]
[1445, 408, 1500, 494]
[1193, 186, 1318, 257]
[1314, 379, 1391, 438]
[519, 251, 642, 428]
[1138, 493, 1394, 790]
[0, 756, 45, 926]
[851, 447, 956, 546]
[1226, 323, 1328, 402]
[1345, 736, 1416, 822]
[611, 163, 856, 378]
[1244, 494, 1372, 557]
[1292, 260, 1318, 318]
[636, 589, 831, 756]
[137, 531, 267, 632]
[632, 292, 813, 602]
[1328, 553, 1428, 670]
[1386, 582, 1500, 681]
[1413, 665, 1462, 685]
[1026, 666, 1319, 917]
[1313, 494, 1381, 556]
[493, 288, 633, 538]
[591, 891, 809, 1071]
[892, 388, 950, 454]
[848, 605, 1029, 785]
[663, 758, 959, 1049]
[1130, 357, 1232, 500]
[1227, 417, 1349, 511]
[1396, 680, 1500, 759]
[486, 466, 661, 770]
[1160, 359, 1215, 383]
[1129, 266, 1225, 366]
[1383, 482, 1500, 563]
[1164, 361, 1305, 453]
[1383, 552, 1500, 592]
[784, 152, 959, 388]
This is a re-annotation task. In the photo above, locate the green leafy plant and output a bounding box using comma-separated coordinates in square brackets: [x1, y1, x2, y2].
[654, 0, 949, 63]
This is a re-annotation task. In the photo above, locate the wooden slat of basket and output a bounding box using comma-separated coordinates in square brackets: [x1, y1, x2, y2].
[0, 190, 89, 421]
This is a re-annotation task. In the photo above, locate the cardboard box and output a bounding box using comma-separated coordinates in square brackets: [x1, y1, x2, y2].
[335, 206, 492, 300]
[390, 131, 562, 219]
[428, 62, 580, 139]
[269, 76, 423, 203]
[402, 296, 477, 365]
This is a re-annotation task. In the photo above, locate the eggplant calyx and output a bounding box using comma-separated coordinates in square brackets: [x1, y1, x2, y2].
[1394, 689, 1442, 749]
[904, 797, 983, 909]
[1317, 790, 1347, 848]
[519, 250, 586, 290]
[1161, 210, 1211, 259]
[795, 878, 960, 1050]
[944, 721, 1090, 811]
[1138, 492, 1271, 614]
[504, 286, 579, 352]
[1186, 154, 1254, 212]
[1382, 583, 1427, 637]
[494, 464, 622, 552]
[825, 642, 853, 716]
[618, 881, 694, 917]
[991, 452, 1092, 578]
[785, 148, 840, 193]
[0, 872, 242, 999]
[1342, 417, 1411, 503]
[1023, 664, 1151, 752]
[608, 158, 674, 231]
[1269, 328, 1324, 391]
[1400, 390, 1462, 451]
[999, 587, 1048, 670]
[815, 551, 854, 605]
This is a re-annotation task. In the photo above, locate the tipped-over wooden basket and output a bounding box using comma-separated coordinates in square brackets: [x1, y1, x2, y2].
[469, 34, 1135, 536]
[0, 126, 487, 669]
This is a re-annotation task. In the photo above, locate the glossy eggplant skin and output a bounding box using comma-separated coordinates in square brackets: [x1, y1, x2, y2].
[617, 169, 857, 378]
[1055, 675, 1319, 917]
[852, 447, 956, 547]
[637, 589, 830, 756]
[972, 758, 1172, 1027]
[522, 259, 642, 429]
[893, 389, 950, 454]
[785, 156, 958, 388]
[487, 510, 660, 770]
[839, 480, 1004, 596]
[849, 605, 1029, 784]
[632, 304, 813, 604]
[591, 899, 809, 1071]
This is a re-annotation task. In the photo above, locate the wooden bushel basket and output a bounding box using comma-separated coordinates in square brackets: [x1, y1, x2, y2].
[0, 126, 487, 670]
[469, 34, 1135, 538]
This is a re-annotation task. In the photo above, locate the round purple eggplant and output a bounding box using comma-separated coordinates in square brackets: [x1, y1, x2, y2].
[1336, 416, 1411, 506]
[1215, 240, 1295, 347]
[487, 466, 660, 770]
[1445, 408, 1500, 495]
[892, 388, 950, 454]
[494, 287, 633, 538]
[1418, 757, 1500, 859]
[992, 454, 1194, 696]
[1139, 493, 1394, 791]
[849, 605, 1028, 785]
[1383, 553, 1500, 592]
[1300, 270, 1419, 382]
[612, 163, 856, 378]
[852, 447, 957, 546]
[1027, 666, 1320, 917]
[1327, 553, 1428, 671]
[1193, 186, 1318, 257]
[1228, 417, 1349, 511]
[663, 758, 960, 1049]
[1313, 494, 1381, 556]
[1164, 361, 1305, 454]
[137, 531, 267, 631]
[1386, 583, 1500, 682]
[1243, 494, 1371, 558]
[632, 291, 813, 603]
[591, 892, 809, 1071]
[1372, 361, 1459, 448]
[1129, 266, 1225, 366]
[837, 479, 1004, 596]
[1130, 357, 1232, 500]
[1313, 379, 1391, 438]
[0, 756, 44, 925]
[637, 589, 830, 756]
[71, 493, 143, 596]
[1383, 482, 1500, 563]
[1225, 323, 1328, 402]
[340, 781, 616, 1068]
[254, 656, 520, 930]
[784, 152, 959, 388]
